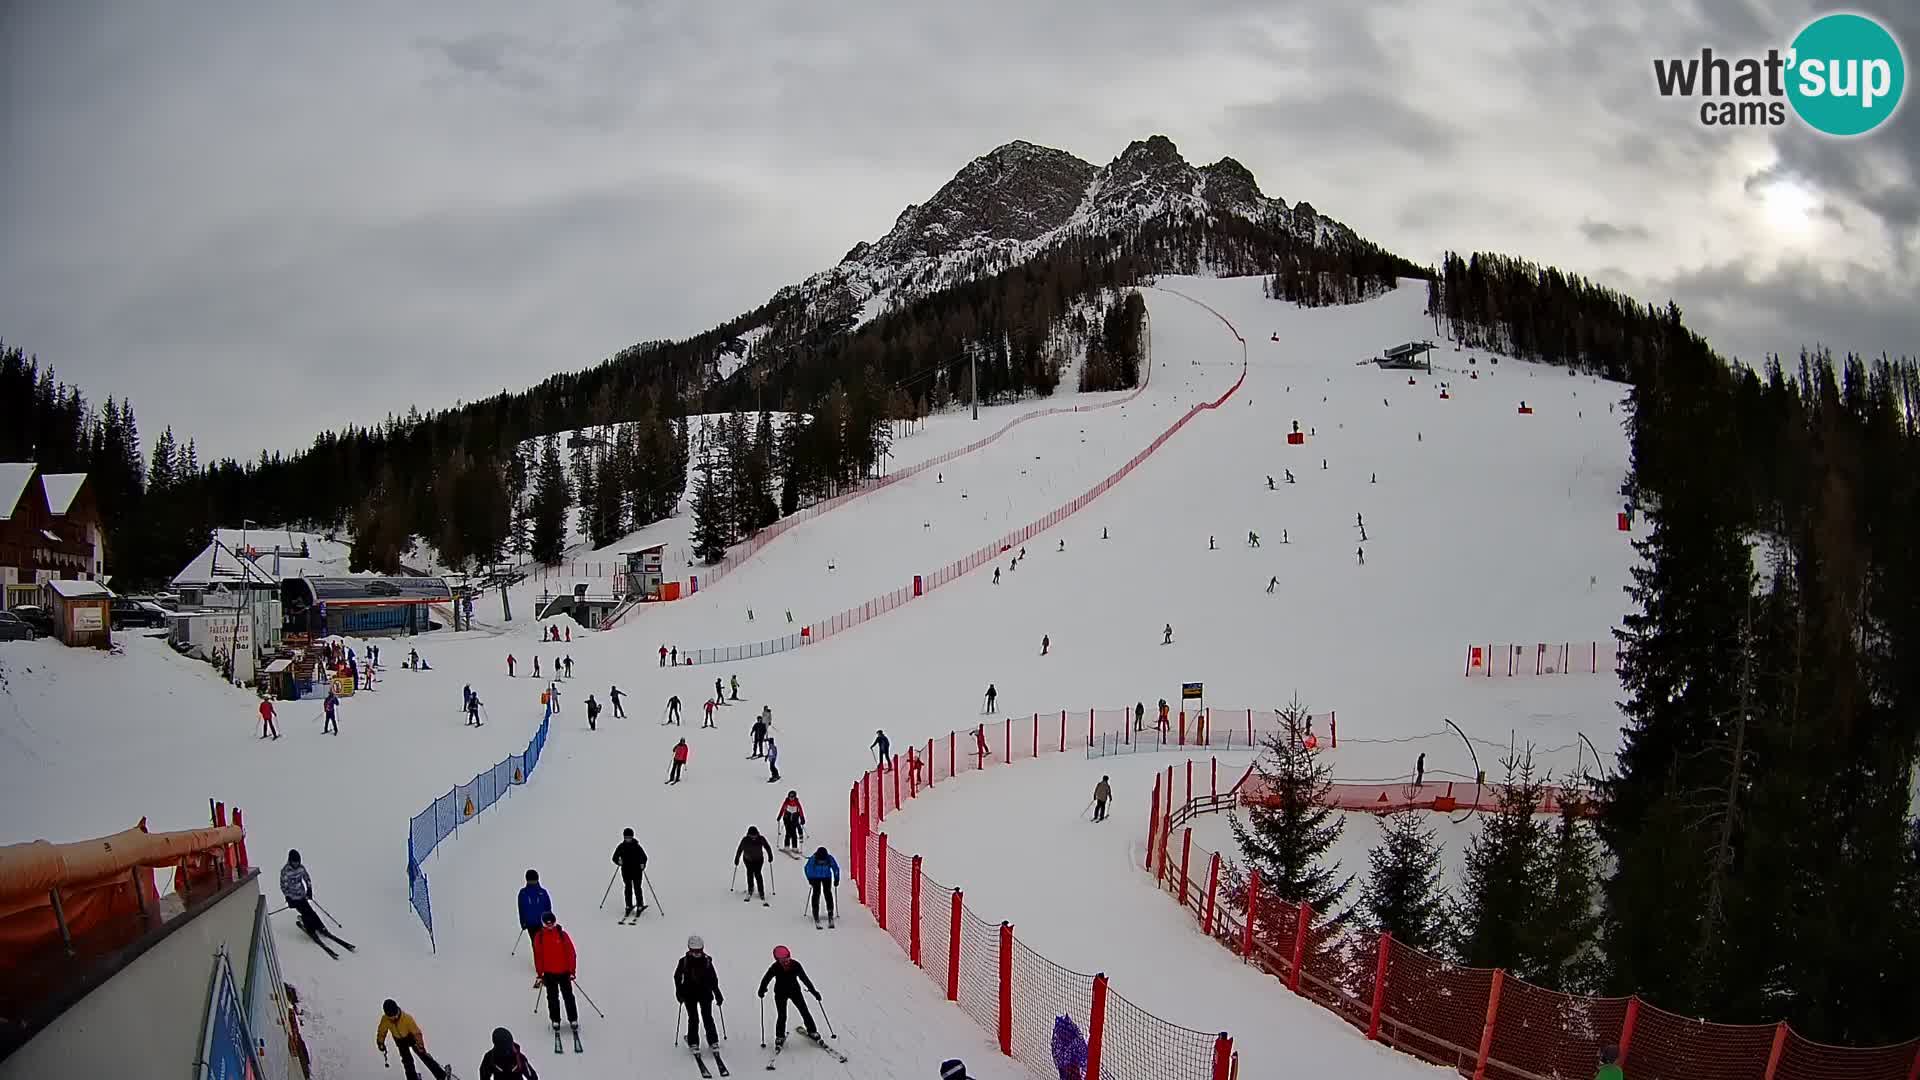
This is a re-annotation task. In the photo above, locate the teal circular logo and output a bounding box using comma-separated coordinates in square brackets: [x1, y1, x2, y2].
[1787, 13, 1906, 136]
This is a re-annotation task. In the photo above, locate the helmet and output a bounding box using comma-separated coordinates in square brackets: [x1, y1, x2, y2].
[623, 828, 634, 838]
[541, 911, 557, 925]
[287, 849, 301, 864]
[687, 934, 704, 951]
[787, 790, 797, 798]
[772, 945, 791, 961]
[492, 1027, 515, 1050]
[940, 1060, 970, 1080]
[746, 826, 759, 835]
[382, 999, 400, 1016]
[526, 869, 539, 882]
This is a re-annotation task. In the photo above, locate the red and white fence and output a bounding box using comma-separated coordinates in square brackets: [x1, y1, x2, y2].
[1464, 641, 1620, 677]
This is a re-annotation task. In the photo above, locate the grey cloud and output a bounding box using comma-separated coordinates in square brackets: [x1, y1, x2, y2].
[1580, 220, 1652, 244]
[420, 31, 547, 91]
[1227, 88, 1460, 159]
[1660, 258, 1920, 366]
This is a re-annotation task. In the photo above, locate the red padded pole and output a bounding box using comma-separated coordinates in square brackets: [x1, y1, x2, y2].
[1472, 969, 1505, 1080]
[1242, 870, 1260, 958]
[1203, 852, 1221, 935]
[876, 836, 889, 931]
[946, 889, 963, 1001]
[909, 855, 923, 966]
[1762, 1023, 1788, 1080]
[1367, 932, 1391, 1040]
[1289, 903, 1311, 992]
[997, 922, 1013, 1056]
[1179, 829, 1193, 907]
[1086, 973, 1108, 1080]
[1211, 1034, 1232, 1080]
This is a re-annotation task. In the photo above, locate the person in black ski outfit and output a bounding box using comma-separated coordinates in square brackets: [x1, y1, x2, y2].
[478, 1027, 538, 1080]
[735, 826, 773, 901]
[666, 694, 682, 724]
[612, 829, 647, 916]
[609, 685, 626, 719]
[673, 935, 724, 1050]
[757, 945, 821, 1044]
[871, 729, 892, 766]
[281, 849, 352, 951]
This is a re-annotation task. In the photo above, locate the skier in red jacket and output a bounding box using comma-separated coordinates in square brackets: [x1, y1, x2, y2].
[777, 792, 805, 851]
[531, 912, 578, 1037]
[668, 739, 690, 784]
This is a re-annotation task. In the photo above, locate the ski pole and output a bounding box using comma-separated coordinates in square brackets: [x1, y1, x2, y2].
[268, 906, 288, 916]
[644, 869, 666, 916]
[573, 979, 607, 1019]
[719, 1002, 728, 1041]
[512, 927, 526, 956]
[760, 997, 767, 1047]
[598, 869, 618, 909]
[1080, 800, 1094, 821]
[382, 1048, 390, 1069]
[531, 986, 541, 1014]
[731, 864, 738, 892]
[313, 900, 345, 929]
[816, 996, 837, 1038]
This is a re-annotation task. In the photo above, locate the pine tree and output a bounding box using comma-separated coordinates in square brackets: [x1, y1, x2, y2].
[572, 437, 597, 543]
[529, 435, 570, 565]
[687, 453, 729, 564]
[1359, 806, 1450, 950]
[1452, 751, 1549, 972]
[1229, 697, 1351, 914]
[1532, 799, 1603, 993]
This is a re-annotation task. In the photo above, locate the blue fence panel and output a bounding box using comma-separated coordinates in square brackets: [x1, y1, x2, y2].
[409, 869, 434, 950]
[410, 808, 438, 864]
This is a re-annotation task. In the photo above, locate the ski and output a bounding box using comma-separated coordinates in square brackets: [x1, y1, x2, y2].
[804, 1032, 849, 1064]
[712, 1050, 731, 1076]
[323, 931, 356, 951]
[553, 1026, 564, 1055]
[765, 1040, 785, 1071]
[571, 1024, 583, 1053]
[691, 1049, 713, 1078]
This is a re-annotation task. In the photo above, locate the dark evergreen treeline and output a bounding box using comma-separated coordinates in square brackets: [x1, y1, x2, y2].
[1427, 251, 1680, 381]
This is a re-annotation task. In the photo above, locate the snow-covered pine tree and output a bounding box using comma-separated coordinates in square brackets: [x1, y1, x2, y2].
[1452, 750, 1549, 972]
[688, 452, 729, 565]
[529, 435, 570, 565]
[1360, 805, 1450, 950]
[1229, 696, 1351, 915]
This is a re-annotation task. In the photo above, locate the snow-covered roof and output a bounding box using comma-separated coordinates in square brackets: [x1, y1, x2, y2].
[171, 541, 279, 589]
[40, 473, 86, 515]
[213, 527, 332, 555]
[0, 463, 35, 520]
[45, 578, 112, 600]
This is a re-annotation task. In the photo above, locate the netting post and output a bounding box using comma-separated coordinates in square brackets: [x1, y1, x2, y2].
[1059, 710, 1066, 753]
[1145, 776, 1161, 873]
[893, 758, 902, 809]
[949, 731, 956, 778]
[1471, 969, 1504, 1080]
[1242, 870, 1260, 958]
[997, 922, 1013, 1057]
[1033, 714, 1039, 758]
[909, 855, 923, 966]
[1367, 932, 1391, 1040]
[874, 769, 885, 823]
[1086, 973, 1108, 1080]
[1203, 852, 1221, 935]
[946, 888, 963, 1001]
[1211, 757, 1218, 800]
[1617, 996, 1639, 1063]
[927, 739, 935, 787]
[1289, 903, 1311, 992]
[876, 836, 890, 931]
[1179, 709, 1187, 745]
[1087, 708, 1094, 748]
[1211, 1034, 1232, 1080]
[1762, 1022, 1788, 1080]
[1179, 829, 1193, 906]
[1186, 759, 1193, 806]
[1246, 709, 1253, 746]
[850, 784, 864, 904]
[1005, 720, 1012, 764]
[1330, 711, 1337, 748]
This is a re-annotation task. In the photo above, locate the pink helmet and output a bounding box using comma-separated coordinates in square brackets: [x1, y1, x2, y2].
[772, 945, 791, 961]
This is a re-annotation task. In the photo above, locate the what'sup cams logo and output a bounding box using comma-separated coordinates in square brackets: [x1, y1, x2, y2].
[1653, 12, 1906, 136]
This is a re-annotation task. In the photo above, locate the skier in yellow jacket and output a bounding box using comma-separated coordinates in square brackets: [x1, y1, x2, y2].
[377, 999, 452, 1080]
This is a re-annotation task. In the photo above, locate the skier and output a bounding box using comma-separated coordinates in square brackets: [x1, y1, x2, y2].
[1162, 624, 1173, 645]
[756, 946, 822, 1048]
[659, 645, 668, 667]
[584, 695, 599, 732]
[1208, 535, 1215, 550]
[282, 850, 353, 952]
[1285, 468, 1295, 484]
[730, 674, 740, 701]
[518, 870, 552, 953]
[1040, 634, 1050, 656]
[1267, 575, 1278, 594]
[736, 826, 773, 901]
[1102, 527, 1108, 539]
[974, 724, 990, 761]
[1249, 531, 1261, 548]
[667, 695, 682, 725]
[702, 699, 717, 728]
[669, 739, 690, 783]
[613, 828, 647, 917]
[1282, 529, 1289, 544]
[1267, 475, 1275, 490]
[993, 567, 1000, 585]
[508, 654, 517, 677]
[1157, 700, 1170, 735]
[564, 656, 573, 678]
[750, 715, 769, 759]
[258, 697, 280, 739]
[531, 912, 579, 1040]
[1057, 538, 1064, 552]
[778, 792, 806, 851]
[565, 625, 571, 643]
[609, 685, 626, 719]
[1357, 546, 1365, 566]
[766, 736, 781, 782]
[323, 689, 339, 735]
[377, 999, 450, 1080]
[673, 936, 724, 1052]
[804, 847, 840, 926]
[670, 645, 678, 665]
[477, 1027, 538, 1080]
[467, 692, 483, 728]
[533, 657, 541, 680]
[1092, 776, 1112, 822]
[1134, 701, 1145, 731]
[1414, 753, 1425, 788]
[871, 729, 892, 767]
[714, 677, 725, 705]
[984, 684, 997, 714]
[1595, 1044, 1624, 1080]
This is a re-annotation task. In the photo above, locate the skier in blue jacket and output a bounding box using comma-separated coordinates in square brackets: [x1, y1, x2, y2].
[803, 848, 840, 927]
[518, 870, 552, 934]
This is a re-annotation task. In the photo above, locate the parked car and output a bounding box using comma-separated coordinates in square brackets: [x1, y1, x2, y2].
[11, 605, 54, 637]
[110, 597, 167, 629]
[0, 611, 36, 641]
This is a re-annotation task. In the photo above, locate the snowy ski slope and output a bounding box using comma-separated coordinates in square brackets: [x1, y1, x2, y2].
[0, 275, 1635, 1079]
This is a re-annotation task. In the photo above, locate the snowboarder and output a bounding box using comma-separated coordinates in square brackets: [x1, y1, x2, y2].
[778, 792, 806, 851]
[258, 698, 280, 739]
[1371, 472, 1377, 484]
[1102, 526, 1108, 539]
[984, 684, 997, 713]
[282, 850, 352, 952]
[584, 695, 599, 731]
[518, 870, 552, 952]
[1357, 513, 1364, 528]
[1414, 753, 1425, 788]
[1162, 624, 1174, 645]
[1057, 539, 1064, 552]
[1157, 700, 1170, 735]
[667, 695, 682, 725]
[1285, 468, 1295, 484]
[376, 999, 449, 1080]
[1040, 634, 1050, 656]
[532, 912, 579, 1036]
[1092, 776, 1112, 822]
[871, 730, 892, 767]
[564, 625, 571, 643]
[477, 1027, 537, 1080]
[673, 936, 724, 1051]
[669, 739, 690, 784]
[613, 829, 647, 917]
[757, 946, 822, 1047]
[1282, 529, 1289, 544]
[1249, 531, 1261, 548]
[750, 715, 769, 758]
[508, 654, 517, 677]
[737, 827, 773, 901]
[1267, 576, 1278, 594]
[467, 692, 483, 727]
[609, 685, 626, 719]
[730, 674, 740, 701]
[1134, 701, 1145, 731]
[804, 848, 840, 926]
[702, 699, 717, 728]
[766, 735, 781, 782]
[323, 689, 339, 735]
[974, 724, 991, 762]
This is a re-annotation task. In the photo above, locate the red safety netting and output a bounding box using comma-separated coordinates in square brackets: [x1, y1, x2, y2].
[1098, 983, 1222, 1080]
[1008, 936, 1096, 1077]
[956, 905, 1002, 1037]
[919, 868, 956, 1001]
[885, 851, 914, 957]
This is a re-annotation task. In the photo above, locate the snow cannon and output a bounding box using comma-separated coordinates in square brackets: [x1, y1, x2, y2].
[1518, 401, 1533, 415]
[1286, 420, 1305, 446]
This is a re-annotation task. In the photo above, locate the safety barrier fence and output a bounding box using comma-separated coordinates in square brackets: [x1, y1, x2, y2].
[677, 291, 1248, 664]
[1145, 767, 1920, 1080]
[1465, 641, 1619, 677]
[603, 300, 1162, 631]
[848, 707, 1245, 1079]
[404, 700, 553, 950]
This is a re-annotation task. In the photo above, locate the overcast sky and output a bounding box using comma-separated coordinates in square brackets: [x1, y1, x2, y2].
[2, 1, 1915, 458]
